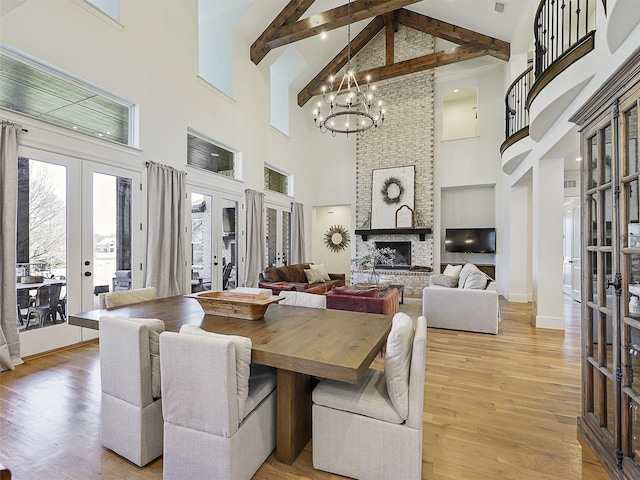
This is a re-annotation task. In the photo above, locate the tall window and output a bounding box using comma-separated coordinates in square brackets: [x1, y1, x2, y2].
[442, 87, 478, 141]
[270, 46, 307, 135]
[87, 0, 119, 20]
[198, 0, 252, 97]
[0, 48, 134, 146]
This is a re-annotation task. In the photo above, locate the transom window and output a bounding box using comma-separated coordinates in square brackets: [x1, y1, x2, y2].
[0, 48, 134, 146]
[264, 165, 291, 195]
[187, 131, 237, 179]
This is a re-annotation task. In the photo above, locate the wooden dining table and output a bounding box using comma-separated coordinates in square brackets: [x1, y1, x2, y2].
[68, 295, 392, 464]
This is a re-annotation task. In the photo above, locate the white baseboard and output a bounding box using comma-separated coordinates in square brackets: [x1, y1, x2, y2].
[532, 315, 565, 330]
[508, 293, 530, 303]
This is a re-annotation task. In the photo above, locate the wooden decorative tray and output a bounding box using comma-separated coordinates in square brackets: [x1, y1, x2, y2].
[185, 291, 283, 320]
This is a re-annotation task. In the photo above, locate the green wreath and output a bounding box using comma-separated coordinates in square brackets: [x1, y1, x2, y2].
[380, 176, 404, 205]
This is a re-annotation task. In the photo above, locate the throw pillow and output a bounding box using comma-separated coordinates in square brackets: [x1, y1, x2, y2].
[304, 283, 328, 295]
[179, 325, 252, 416]
[443, 264, 463, 278]
[304, 268, 325, 284]
[429, 274, 458, 288]
[464, 271, 488, 290]
[331, 286, 379, 297]
[120, 317, 165, 399]
[259, 281, 296, 294]
[310, 263, 331, 281]
[457, 263, 478, 289]
[384, 312, 414, 420]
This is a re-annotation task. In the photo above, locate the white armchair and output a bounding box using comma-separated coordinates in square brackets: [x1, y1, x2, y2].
[312, 314, 427, 480]
[99, 315, 164, 466]
[278, 290, 326, 309]
[159, 328, 277, 480]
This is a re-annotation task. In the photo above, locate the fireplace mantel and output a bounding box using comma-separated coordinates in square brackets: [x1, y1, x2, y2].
[354, 228, 432, 241]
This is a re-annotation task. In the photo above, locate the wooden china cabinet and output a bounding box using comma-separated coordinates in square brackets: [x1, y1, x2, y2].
[571, 49, 640, 479]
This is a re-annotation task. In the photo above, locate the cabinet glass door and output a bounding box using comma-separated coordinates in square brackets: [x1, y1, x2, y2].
[620, 100, 640, 466]
[582, 93, 640, 473]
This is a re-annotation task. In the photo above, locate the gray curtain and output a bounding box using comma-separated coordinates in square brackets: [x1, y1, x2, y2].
[145, 161, 187, 297]
[290, 202, 306, 264]
[0, 121, 23, 371]
[244, 189, 265, 287]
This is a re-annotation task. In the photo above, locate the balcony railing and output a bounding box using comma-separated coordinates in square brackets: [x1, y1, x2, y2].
[534, 0, 596, 78]
[501, 66, 533, 154]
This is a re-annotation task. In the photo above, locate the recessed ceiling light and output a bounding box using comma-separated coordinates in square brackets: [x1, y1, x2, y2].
[575, 156, 583, 162]
[211, 152, 219, 157]
[454, 89, 459, 93]
[321, 32, 327, 40]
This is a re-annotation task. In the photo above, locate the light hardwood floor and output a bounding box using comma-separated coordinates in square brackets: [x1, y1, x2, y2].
[0, 296, 610, 479]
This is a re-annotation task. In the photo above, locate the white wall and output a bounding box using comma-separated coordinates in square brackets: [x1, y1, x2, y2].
[435, 64, 506, 285]
[312, 205, 353, 283]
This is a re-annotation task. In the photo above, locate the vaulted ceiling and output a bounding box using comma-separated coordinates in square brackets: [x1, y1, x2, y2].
[249, 0, 524, 107]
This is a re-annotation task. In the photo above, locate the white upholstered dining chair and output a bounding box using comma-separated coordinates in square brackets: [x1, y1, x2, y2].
[159, 326, 277, 480]
[99, 286, 157, 309]
[99, 315, 165, 466]
[312, 313, 427, 480]
[278, 290, 326, 309]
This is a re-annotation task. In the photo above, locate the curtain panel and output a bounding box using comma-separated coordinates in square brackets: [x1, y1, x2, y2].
[290, 202, 306, 264]
[0, 121, 23, 371]
[145, 161, 187, 297]
[244, 189, 265, 287]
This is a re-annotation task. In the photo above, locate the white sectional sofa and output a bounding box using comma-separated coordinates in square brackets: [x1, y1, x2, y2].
[422, 263, 499, 335]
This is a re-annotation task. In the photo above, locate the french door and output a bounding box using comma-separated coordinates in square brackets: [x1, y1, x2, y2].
[16, 146, 142, 356]
[81, 163, 143, 310]
[265, 202, 291, 268]
[186, 186, 241, 291]
[580, 85, 640, 476]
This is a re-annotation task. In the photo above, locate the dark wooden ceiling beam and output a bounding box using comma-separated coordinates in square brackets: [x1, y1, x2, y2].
[250, 0, 316, 65]
[384, 13, 395, 65]
[300, 43, 492, 104]
[266, 0, 421, 51]
[297, 15, 385, 107]
[395, 8, 510, 61]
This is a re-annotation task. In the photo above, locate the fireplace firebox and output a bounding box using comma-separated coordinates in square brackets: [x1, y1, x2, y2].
[375, 241, 411, 269]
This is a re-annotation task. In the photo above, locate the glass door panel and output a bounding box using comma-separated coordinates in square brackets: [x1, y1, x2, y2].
[82, 163, 141, 312]
[92, 173, 133, 306]
[266, 207, 278, 267]
[265, 204, 291, 268]
[16, 157, 68, 330]
[621, 100, 640, 465]
[281, 210, 290, 266]
[221, 199, 238, 290]
[190, 192, 213, 292]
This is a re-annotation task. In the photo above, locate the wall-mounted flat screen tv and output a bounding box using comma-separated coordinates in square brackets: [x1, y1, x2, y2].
[445, 228, 496, 253]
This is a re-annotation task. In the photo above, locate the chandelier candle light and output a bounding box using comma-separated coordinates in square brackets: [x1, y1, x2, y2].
[313, 0, 385, 136]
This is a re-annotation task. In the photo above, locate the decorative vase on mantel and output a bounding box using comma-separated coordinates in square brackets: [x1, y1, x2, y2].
[367, 268, 380, 285]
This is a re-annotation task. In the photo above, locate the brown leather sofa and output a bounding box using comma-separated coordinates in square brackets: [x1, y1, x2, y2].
[258, 263, 345, 292]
